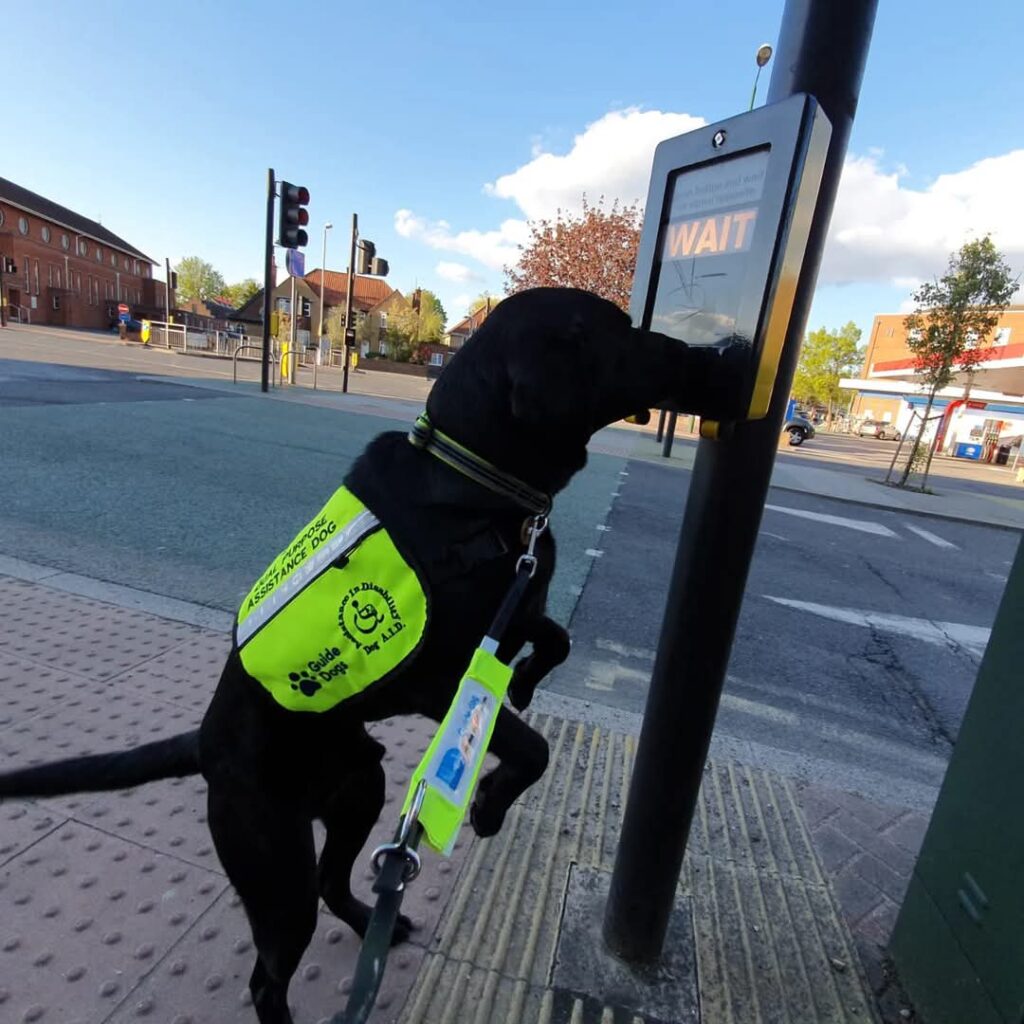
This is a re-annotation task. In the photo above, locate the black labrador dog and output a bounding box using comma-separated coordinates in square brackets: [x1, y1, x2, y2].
[0, 287, 735, 1024]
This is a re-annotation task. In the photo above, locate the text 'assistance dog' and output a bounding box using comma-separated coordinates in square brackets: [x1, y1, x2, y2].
[0, 287, 740, 1024]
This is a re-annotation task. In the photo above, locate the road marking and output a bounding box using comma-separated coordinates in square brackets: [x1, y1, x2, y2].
[584, 658, 650, 692]
[764, 503, 897, 537]
[764, 596, 990, 657]
[759, 530, 789, 542]
[595, 637, 657, 661]
[986, 571, 1008, 583]
[904, 523, 958, 549]
[596, 524, 612, 532]
[585, 548, 604, 557]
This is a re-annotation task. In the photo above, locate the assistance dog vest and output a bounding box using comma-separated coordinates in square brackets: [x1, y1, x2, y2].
[235, 486, 429, 712]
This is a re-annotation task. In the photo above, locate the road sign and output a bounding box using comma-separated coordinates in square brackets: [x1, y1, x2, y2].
[344, 327, 356, 344]
[285, 250, 305, 277]
[630, 93, 831, 423]
[117, 303, 129, 314]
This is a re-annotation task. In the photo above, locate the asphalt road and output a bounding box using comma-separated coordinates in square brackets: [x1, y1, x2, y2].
[1, 353, 1019, 810]
[546, 456, 1019, 806]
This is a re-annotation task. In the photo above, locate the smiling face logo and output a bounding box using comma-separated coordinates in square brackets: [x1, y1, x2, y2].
[338, 581, 403, 654]
[351, 598, 385, 634]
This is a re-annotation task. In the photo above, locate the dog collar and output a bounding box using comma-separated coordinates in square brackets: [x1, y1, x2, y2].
[408, 413, 552, 516]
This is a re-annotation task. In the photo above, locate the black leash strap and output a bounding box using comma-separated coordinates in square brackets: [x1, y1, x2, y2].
[330, 786, 425, 1024]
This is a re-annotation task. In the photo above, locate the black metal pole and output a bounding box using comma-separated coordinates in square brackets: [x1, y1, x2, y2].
[261, 168, 275, 393]
[661, 410, 678, 458]
[603, 0, 878, 963]
[342, 213, 357, 394]
[655, 408, 667, 444]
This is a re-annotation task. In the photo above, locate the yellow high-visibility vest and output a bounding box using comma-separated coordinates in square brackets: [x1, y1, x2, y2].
[236, 486, 428, 712]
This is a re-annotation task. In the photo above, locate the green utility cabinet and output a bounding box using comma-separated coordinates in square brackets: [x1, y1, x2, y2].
[891, 538, 1024, 1023]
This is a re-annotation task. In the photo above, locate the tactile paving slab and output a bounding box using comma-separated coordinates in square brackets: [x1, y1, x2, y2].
[107, 634, 232, 713]
[0, 578, 204, 682]
[402, 714, 879, 1024]
[0, 577, 477, 1024]
[0, 823, 227, 1024]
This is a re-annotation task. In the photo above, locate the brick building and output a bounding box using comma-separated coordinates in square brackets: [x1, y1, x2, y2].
[0, 176, 165, 330]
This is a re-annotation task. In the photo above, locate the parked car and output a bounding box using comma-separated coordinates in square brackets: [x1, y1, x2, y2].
[784, 415, 816, 446]
[858, 419, 901, 440]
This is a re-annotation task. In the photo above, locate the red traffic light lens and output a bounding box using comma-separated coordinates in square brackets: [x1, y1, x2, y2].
[297, 186, 310, 204]
[297, 210, 309, 226]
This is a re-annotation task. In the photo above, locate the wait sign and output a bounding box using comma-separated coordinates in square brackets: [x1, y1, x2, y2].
[663, 209, 757, 260]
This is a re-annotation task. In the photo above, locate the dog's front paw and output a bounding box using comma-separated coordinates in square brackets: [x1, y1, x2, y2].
[469, 795, 507, 837]
[469, 775, 508, 837]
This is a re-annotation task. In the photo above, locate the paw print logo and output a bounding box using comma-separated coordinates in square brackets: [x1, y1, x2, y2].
[289, 670, 322, 697]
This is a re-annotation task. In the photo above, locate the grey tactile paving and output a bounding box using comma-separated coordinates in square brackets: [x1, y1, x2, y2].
[107, 634, 232, 712]
[0, 823, 226, 1024]
[0, 578, 203, 681]
[0, 650, 114, 732]
[0, 687, 197, 779]
[104, 892, 427, 1024]
[0, 802, 66, 867]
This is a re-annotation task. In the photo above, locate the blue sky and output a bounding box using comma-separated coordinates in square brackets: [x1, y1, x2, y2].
[7, 0, 1021, 339]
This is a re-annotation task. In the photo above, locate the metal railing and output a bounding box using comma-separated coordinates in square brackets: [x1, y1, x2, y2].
[233, 343, 279, 386]
[8, 305, 31, 324]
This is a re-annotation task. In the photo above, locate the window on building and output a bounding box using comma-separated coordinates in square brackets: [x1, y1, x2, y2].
[93, 278, 99, 305]
[379, 312, 388, 330]
[56, 268, 62, 289]
[79, 239, 88, 256]
[124, 256, 130, 271]
[111, 252, 117, 267]
[75, 272, 81, 295]
[429, 352, 444, 367]
[994, 327, 1011, 346]
[33, 260, 40, 295]
[96, 247, 103, 263]
[0, 208, 5, 227]
[48, 265, 53, 287]
[61, 233, 69, 250]
[25, 259, 29, 292]
[18, 216, 29, 235]
[380, 340, 389, 357]
[41, 226, 51, 243]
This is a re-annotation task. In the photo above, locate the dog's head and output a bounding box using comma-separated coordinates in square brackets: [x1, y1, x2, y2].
[427, 287, 738, 494]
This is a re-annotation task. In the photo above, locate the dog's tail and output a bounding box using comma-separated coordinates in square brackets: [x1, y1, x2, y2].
[0, 730, 201, 798]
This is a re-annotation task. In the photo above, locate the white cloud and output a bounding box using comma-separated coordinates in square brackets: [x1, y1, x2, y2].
[486, 107, 706, 221]
[395, 208, 528, 270]
[822, 150, 1024, 287]
[435, 261, 483, 284]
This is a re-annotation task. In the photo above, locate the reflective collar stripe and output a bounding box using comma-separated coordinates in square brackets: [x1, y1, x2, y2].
[236, 509, 380, 647]
[408, 413, 551, 516]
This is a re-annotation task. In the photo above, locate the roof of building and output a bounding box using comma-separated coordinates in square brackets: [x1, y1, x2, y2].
[0, 176, 155, 264]
[304, 269, 394, 305]
[179, 297, 237, 320]
[448, 304, 492, 335]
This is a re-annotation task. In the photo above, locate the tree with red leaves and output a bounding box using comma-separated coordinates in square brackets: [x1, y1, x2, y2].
[504, 196, 642, 311]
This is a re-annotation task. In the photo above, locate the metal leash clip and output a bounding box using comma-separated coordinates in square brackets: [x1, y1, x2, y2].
[370, 778, 426, 887]
[516, 514, 548, 578]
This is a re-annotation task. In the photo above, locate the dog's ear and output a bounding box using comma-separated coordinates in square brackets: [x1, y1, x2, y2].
[508, 313, 589, 432]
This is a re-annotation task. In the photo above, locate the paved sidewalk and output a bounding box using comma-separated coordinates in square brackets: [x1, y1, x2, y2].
[0, 566, 927, 1024]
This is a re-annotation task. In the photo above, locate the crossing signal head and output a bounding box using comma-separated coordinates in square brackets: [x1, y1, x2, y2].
[356, 239, 376, 275]
[279, 181, 310, 249]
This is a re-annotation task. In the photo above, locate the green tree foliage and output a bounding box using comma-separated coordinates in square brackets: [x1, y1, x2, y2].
[174, 256, 225, 303]
[386, 290, 446, 361]
[504, 196, 642, 311]
[469, 292, 502, 315]
[791, 322, 864, 418]
[896, 236, 1017, 488]
[222, 278, 260, 310]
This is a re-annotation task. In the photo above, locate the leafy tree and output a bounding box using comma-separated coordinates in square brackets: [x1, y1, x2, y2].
[222, 278, 260, 310]
[896, 236, 1017, 489]
[421, 290, 446, 331]
[389, 291, 445, 360]
[791, 322, 864, 420]
[174, 257, 225, 303]
[504, 196, 642, 311]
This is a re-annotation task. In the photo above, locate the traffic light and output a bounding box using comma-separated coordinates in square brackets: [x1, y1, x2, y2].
[370, 257, 389, 277]
[278, 181, 310, 249]
[356, 239, 375, 275]
[169, 271, 178, 291]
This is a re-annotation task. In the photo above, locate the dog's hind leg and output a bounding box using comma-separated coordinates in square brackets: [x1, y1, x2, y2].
[470, 707, 549, 837]
[508, 615, 571, 711]
[316, 758, 414, 944]
[207, 784, 318, 1024]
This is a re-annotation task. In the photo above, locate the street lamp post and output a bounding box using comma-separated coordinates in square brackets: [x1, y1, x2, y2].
[749, 43, 774, 110]
[318, 222, 332, 347]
